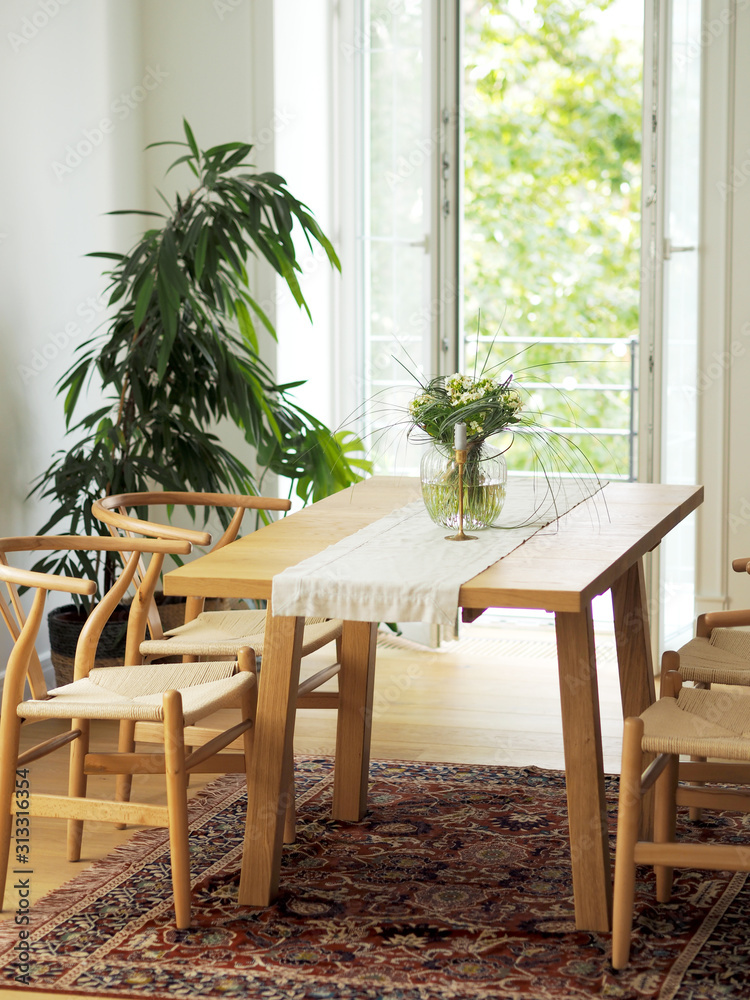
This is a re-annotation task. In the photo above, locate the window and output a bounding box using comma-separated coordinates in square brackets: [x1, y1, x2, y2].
[354, 0, 643, 484]
[345, 0, 703, 644]
[355, 0, 437, 474]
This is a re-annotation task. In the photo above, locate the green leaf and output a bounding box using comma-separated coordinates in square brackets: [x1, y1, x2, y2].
[62, 369, 87, 426]
[183, 118, 200, 159]
[222, 145, 254, 170]
[132, 272, 155, 331]
[234, 298, 258, 352]
[158, 227, 187, 300]
[145, 139, 190, 150]
[156, 271, 179, 361]
[215, 227, 243, 276]
[204, 141, 251, 160]
[105, 209, 166, 218]
[166, 153, 198, 176]
[270, 242, 309, 317]
[239, 290, 277, 341]
[194, 226, 210, 281]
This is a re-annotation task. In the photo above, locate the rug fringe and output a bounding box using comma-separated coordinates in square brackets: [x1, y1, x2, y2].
[658, 870, 749, 1000]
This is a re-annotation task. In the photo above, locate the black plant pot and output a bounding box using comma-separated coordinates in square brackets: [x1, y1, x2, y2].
[47, 603, 129, 687]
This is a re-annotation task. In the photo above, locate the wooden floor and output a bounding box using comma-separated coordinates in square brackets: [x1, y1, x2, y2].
[1, 618, 626, 997]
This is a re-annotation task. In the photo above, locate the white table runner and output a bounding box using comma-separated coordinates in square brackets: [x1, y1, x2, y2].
[271, 476, 604, 626]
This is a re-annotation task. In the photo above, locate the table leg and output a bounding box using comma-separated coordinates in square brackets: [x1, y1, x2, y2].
[332, 620, 378, 822]
[555, 604, 613, 932]
[238, 613, 304, 906]
[611, 557, 657, 837]
[611, 558, 656, 716]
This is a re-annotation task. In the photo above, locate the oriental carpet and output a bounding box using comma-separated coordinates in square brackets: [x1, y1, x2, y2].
[1, 758, 749, 999]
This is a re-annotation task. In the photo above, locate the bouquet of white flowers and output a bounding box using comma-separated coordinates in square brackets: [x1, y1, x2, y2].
[408, 372, 525, 529]
[408, 372, 523, 448]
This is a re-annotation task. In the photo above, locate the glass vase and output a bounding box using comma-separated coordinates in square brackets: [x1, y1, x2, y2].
[420, 439, 508, 530]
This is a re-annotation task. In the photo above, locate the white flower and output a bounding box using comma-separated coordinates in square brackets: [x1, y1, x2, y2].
[506, 390, 523, 412]
[408, 392, 432, 415]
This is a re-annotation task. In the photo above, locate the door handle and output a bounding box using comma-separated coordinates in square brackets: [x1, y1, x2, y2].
[663, 238, 697, 259]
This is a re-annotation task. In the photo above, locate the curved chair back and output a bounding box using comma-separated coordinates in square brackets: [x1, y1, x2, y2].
[91, 492, 292, 637]
[0, 536, 191, 697]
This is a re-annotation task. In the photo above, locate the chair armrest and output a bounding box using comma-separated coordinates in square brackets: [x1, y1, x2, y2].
[97, 491, 292, 513]
[91, 500, 213, 546]
[732, 557, 750, 573]
[0, 535, 193, 555]
[93, 492, 293, 552]
[697, 608, 750, 638]
[0, 564, 96, 596]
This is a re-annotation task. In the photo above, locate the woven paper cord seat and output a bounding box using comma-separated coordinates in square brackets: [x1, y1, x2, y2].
[676, 629, 750, 687]
[660, 557, 750, 827]
[612, 671, 750, 969]
[20, 661, 254, 725]
[141, 611, 342, 659]
[663, 555, 750, 689]
[640, 685, 750, 758]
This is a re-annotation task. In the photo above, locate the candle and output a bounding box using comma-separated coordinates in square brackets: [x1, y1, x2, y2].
[454, 422, 467, 451]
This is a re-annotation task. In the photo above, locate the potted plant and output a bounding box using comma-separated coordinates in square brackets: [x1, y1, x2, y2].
[30, 120, 369, 680]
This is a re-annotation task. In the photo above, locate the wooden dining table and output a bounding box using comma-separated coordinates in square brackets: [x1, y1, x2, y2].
[163, 475, 703, 932]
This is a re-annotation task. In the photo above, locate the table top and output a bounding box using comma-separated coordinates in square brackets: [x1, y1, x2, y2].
[163, 477, 703, 614]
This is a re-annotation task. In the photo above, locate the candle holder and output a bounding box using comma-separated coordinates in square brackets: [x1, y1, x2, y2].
[445, 449, 478, 541]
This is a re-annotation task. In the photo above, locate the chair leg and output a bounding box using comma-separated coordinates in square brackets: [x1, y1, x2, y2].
[284, 640, 299, 845]
[687, 758, 705, 822]
[67, 719, 89, 862]
[238, 644, 258, 813]
[662, 652, 704, 823]
[114, 719, 137, 829]
[654, 753, 679, 902]
[238, 644, 257, 791]
[163, 691, 191, 930]
[0, 714, 22, 909]
[612, 717, 645, 970]
[687, 684, 709, 823]
[283, 770, 297, 845]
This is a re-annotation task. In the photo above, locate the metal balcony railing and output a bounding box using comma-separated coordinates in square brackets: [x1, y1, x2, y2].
[468, 334, 639, 481]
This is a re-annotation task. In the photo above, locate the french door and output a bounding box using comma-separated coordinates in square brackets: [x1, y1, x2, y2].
[640, 0, 702, 652]
[353, 0, 702, 649]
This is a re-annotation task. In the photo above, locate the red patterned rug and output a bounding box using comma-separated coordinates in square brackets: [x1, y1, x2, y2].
[1, 758, 749, 998]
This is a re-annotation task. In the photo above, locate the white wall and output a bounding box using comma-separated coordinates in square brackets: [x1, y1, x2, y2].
[0, 2, 146, 534]
[137, 0, 266, 477]
[0, 1, 148, 667]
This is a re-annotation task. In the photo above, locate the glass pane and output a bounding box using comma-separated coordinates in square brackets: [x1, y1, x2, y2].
[462, 0, 643, 482]
[659, 0, 702, 651]
[359, 0, 433, 474]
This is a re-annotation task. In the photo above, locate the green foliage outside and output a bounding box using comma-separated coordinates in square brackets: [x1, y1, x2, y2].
[462, 0, 642, 477]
